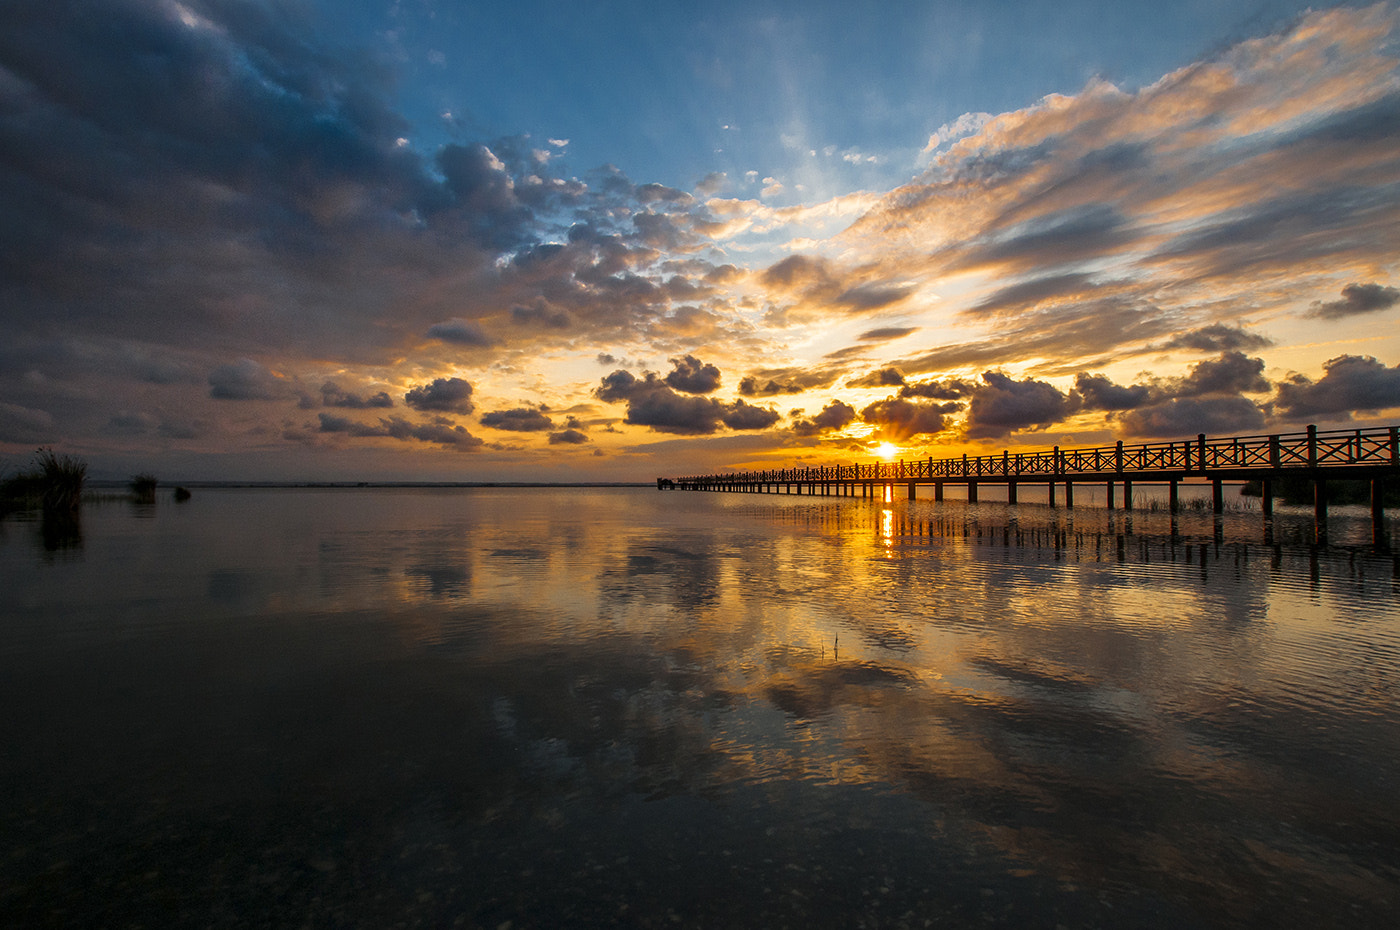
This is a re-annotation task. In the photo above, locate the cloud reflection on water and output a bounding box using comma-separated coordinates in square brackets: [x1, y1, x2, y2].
[1, 488, 1397, 926]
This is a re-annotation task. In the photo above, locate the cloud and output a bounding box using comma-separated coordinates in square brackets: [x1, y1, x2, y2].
[1307, 283, 1400, 320]
[321, 381, 394, 409]
[663, 355, 722, 394]
[1120, 396, 1265, 438]
[208, 359, 291, 401]
[593, 369, 779, 434]
[318, 413, 483, 449]
[791, 400, 857, 438]
[635, 183, 693, 206]
[0, 401, 55, 443]
[105, 410, 159, 435]
[1072, 373, 1152, 412]
[898, 378, 973, 401]
[426, 319, 495, 346]
[693, 172, 728, 197]
[404, 377, 475, 413]
[548, 429, 589, 445]
[858, 327, 919, 342]
[1160, 325, 1273, 353]
[847, 368, 906, 389]
[480, 406, 554, 431]
[1274, 355, 1400, 420]
[509, 299, 573, 329]
[860, 398, 957, 441]
[738, 366, 843, 397]
[964, 372, 1071, 440]
[718, 399, 781, 431]
[1176, 351, 1269, 397]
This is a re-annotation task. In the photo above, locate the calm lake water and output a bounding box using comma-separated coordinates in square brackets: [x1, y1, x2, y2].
[2, 487, 1398, 928]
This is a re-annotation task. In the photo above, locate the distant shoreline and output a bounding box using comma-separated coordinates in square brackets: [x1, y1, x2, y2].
[84, 480, 654, 490]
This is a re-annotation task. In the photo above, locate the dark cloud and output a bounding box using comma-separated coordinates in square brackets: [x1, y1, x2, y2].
[738, 366, 842, 397]
[594, 369, 646, 403]
[833, 283, 913, 312]
[633, 212, 695, 251]
[321, 381, 393, 409]
[1149, 183, 1398, 283]
[319, 412, 483, 449]
[860, 398, 956, 441]
[847, 368, 906, 389]
[893, 297, 1178, 377]
[593, 369, 778, 434]
[792, 401, 857, 438]
[156, 419, 201, 440]
[509, 299, 573, 329]
[693, 172, 728, 197]
[635, 183, 693, 205]
[208, 359, 290, 401]
[898, 378, 973, 400]
[1072, 373, 1152, 411]
[1161, 324, 1273, 353]
[480, 406, 554, 432]
[964, 372, 1070, 440]
[548, 429, 590, 445]
[761, 255, 834, 291]
[955, 204, 1131, 274]
[966, 272, 1096, 317]
[718, 400, 781, 431]
[1120, 396, 1265, 438]
[0, 401, 55, 443]
[621, 389, 729, 434]
[1177, 351, 1269, 397]
[1273, 355, 1400, 420]
[1307, 283, 1400, 320]
[404, 377, 475, 414]
[858, 327, 919, 342]
[664, 355, 722, 394]
[435, 143, 535, 250]
[426, 319, 495, 346]
[106, 411, 158, 435]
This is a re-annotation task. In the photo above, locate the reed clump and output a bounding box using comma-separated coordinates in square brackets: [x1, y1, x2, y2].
[1, 448, 88, 514]
[129, 473, 159, 504]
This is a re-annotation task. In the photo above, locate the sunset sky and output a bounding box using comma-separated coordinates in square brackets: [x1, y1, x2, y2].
[2, 0, 1399, 482]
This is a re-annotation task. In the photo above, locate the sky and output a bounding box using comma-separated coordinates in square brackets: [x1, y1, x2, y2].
[2, 0, 1399, 482]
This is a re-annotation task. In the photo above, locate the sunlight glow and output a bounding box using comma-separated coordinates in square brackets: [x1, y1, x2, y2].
[876, 442, 900, 459]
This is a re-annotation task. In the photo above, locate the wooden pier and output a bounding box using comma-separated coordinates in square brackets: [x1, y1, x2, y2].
[660, 425, 1399, 529]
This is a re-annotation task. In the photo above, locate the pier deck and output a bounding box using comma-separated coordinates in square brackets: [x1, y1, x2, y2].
[660, 425, 1400, 529]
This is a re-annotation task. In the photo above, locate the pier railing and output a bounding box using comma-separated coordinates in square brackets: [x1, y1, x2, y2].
[671, 425, 1400, 487]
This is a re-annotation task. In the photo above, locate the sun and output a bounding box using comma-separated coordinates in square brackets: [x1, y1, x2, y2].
[875, 442, 900, 459]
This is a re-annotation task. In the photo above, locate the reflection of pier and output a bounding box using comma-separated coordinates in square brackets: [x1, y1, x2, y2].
[660, 425, 1399, 530]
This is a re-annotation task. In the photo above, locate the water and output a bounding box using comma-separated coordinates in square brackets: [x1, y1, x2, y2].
[2, 487, 1397, 928]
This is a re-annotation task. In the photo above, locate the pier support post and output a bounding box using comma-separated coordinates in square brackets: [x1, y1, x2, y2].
[1262, 479, 1273, 516]
[1065, 481, 1074, 508]
[1123, 481, 1133, 511]
[934, 482, 944, 502]
[908, 481, 916, 500]
[1106, 481, 1115, 509]
[1314, 479, 1328, 521]
[1169, 480, 1179, 513]
[1007, 481, 1017, 505]
[1213, 479, 1224, 514]
[967, 481, 978, 503]
[1048, 480, 1056, 507]
[1370, 478, 1384, 532]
